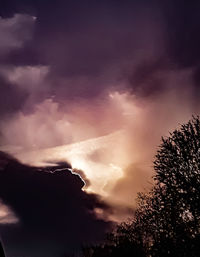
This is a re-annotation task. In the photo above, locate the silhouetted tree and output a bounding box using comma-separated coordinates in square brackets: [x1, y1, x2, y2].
[82, 117, 200, 257]
[134, 116, 200, 256]
[82, 221, 145, 257]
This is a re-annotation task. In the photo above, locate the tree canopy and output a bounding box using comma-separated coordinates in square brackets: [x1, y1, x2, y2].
[134, 117, 200, 256]
[82, 117, 200, 257]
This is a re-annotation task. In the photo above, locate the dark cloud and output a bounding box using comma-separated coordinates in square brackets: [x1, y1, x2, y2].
[0, 0, 165, 101]
[0, 14, 35, 58]
[1, 0, 200, 107]
[125, 58, 169, 97]
[0, 151, 111, 257]
[159, 1, 200, 68]
[0, 75, 28, 117]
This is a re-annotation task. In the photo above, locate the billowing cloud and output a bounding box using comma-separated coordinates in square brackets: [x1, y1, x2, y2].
[0, 65, 49, 92]
[0, 14, 35, 56]
[1, 72, 199, 222]
[0, 14, 36, 119]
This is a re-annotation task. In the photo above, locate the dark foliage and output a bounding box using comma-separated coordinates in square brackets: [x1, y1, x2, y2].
[82, 117, 200, 257]
[82, 222, 145, 257]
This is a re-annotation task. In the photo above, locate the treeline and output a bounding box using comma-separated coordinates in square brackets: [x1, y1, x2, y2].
[82, 117, 200, 257]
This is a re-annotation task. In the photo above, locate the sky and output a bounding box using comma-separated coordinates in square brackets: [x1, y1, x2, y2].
[1, 0, 200, 256]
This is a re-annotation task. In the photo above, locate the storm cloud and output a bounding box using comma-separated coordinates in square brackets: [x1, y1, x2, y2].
[1, 0, 200, 256]
[0, 151, 111, 257]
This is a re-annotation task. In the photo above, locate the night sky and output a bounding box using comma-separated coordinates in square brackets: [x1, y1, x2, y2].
[1, 1, 200, 256]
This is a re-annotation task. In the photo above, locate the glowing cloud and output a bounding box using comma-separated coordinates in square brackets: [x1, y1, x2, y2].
[1, 71, 200, 221]
[0, 201, 18, 224]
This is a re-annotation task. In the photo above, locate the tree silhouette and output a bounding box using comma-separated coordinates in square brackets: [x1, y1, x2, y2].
[82, 117, 200, 257]
[134, 116, 200, 256]
[82, 222, 145, 257]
